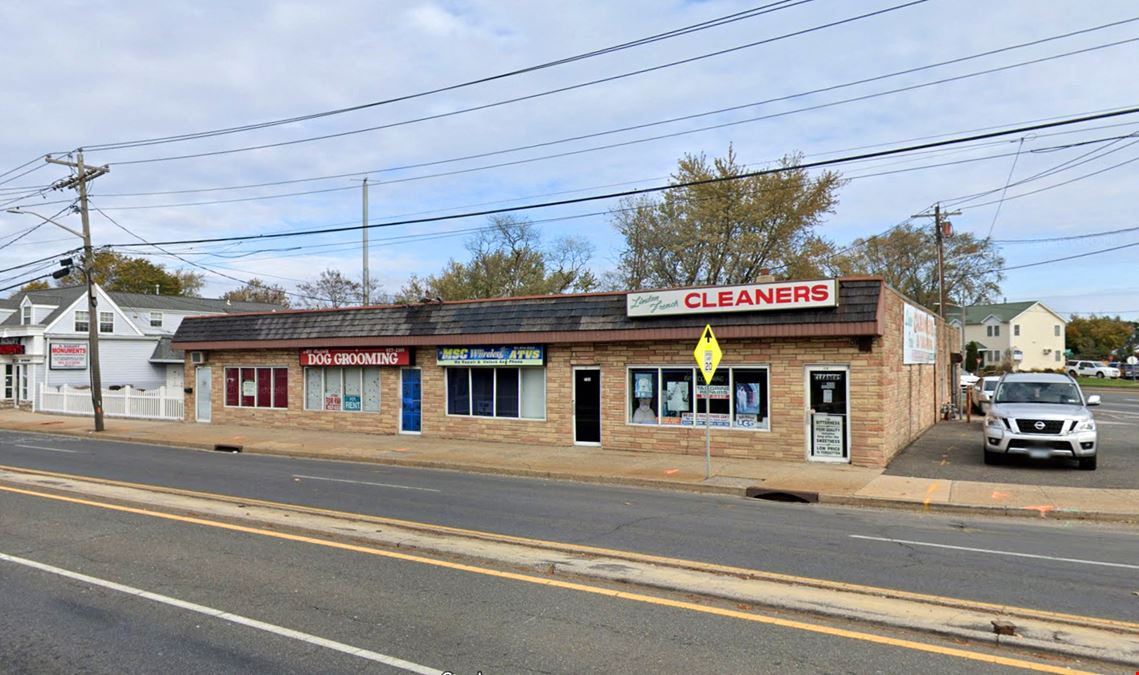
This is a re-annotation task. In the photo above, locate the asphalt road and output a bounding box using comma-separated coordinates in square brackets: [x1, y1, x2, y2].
[0, 488, 1090, 674]
[1, 428, 1138, 627]
[887, 390, 1139, 487]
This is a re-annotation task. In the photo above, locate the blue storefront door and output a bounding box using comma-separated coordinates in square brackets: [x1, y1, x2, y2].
[400, 368, 421, 433]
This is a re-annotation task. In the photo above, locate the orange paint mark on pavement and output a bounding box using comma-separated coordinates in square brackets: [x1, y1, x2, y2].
[1024, 505, 1055, 517]
[922, 481, 941, 511]
[991, 491, 1009, 501]
[392, 448, 408, 453]
[664, 469, 679, 475]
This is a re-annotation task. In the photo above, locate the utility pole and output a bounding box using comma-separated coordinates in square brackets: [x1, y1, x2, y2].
[362, 177, 369, 305]
[45, 150, 109, 432]
[912, 203, 961, 318]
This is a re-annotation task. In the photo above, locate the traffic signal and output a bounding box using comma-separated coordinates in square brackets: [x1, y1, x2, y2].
[51, 257, 73, 280]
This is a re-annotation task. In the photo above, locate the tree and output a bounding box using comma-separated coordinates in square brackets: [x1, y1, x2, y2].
[54, 250, 204, 296]
[1066, 315, 1134, 359]
[834, 223, 1004, 311]
[222, 278, 290, 307]
[296, 269, 386, 309]
[965, 341, 980, 374]
[9, 279, 50, 298]
[394, 215, 596, 302]
[610, 146, 844, 289]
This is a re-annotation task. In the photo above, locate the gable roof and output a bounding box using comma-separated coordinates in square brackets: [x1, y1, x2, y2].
[173, 278, 884, 349]
[964, 302, 1037, 325]
[0, 285, 283, 328]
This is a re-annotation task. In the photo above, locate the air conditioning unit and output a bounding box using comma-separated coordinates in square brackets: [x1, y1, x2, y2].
[190, 351, 207, 364]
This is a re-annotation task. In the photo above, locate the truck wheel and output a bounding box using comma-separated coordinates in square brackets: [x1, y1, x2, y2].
[1095, 372, 1105, 378]
[984, 449, 1003, 465]
[1078, 456, 1097, 470]
[1068, 370, 1078, 377]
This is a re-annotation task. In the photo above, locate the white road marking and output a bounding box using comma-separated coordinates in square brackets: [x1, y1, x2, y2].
[0, 551, 440, 674]
[292, 474, 441, 493]
[849, 535, 1139, 570]
[14, 444, 82, 454]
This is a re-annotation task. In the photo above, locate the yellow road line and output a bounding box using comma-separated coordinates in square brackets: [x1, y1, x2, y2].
[0, 483, 1097, 674]
[3, 463, 1137, 633]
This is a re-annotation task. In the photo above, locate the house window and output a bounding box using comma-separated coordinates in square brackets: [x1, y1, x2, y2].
[99, 311, 114, 333]
[224, 367, 288, 408]
[75, 310, 89, 332]
[1054, 325, 1061, 337]
[628, 366, 769, 430]
[1055, 351, 1061, 363]
[21, 305, 31, 325]
[303, 367, 380, 412]
[986, 325, 992, 337]
[445, 367, 544, 419]
[149, 312, 163, 328]
[1013, 325, 1020, 336]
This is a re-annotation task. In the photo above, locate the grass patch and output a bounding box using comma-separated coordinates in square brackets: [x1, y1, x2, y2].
[1076, 376, 1139, 388]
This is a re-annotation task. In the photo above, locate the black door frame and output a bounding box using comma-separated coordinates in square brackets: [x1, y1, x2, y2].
[573, 367, 601, 446]
[804, 365, 851, 463]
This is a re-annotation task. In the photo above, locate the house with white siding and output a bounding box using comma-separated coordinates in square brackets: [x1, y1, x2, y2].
[949, 301, 1067, 371]
[0, 285, 281, 408]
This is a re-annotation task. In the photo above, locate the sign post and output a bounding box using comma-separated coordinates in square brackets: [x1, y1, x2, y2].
[692, 324, 722, 479]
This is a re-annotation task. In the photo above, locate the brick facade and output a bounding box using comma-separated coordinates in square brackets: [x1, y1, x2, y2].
[182, 283, 957, 468]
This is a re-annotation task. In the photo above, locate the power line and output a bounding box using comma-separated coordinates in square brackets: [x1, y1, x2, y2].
[992, 224, 1139, 244]
[95, 35, 1139, 211]
[992, 238, 1139, 273]
[963, 147, 1139, 210]
[104, 1, 929, 166]
[78, 0, 811, 152]
[97, 106, 1139, 249]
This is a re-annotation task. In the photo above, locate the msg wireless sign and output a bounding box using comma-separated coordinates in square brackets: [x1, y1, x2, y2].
[626, 280, 837, 318]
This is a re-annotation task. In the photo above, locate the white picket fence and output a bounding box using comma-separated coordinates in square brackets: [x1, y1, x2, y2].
[38, 383, 184, 421]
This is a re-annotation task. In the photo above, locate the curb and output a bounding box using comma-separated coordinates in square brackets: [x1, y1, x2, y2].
[5, 422, 1139, 522]
[3, 467, 1136, 668]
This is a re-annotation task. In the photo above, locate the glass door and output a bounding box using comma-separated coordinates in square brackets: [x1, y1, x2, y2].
[400, 368, 421, 433]
[806, 366, 849, 462]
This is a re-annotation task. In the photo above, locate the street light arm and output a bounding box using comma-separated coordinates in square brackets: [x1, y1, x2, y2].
[5, 208, 84, 239]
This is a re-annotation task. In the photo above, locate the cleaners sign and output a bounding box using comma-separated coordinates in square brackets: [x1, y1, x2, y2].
[627, 280, 837, 317]
[299, 348, 410, 367]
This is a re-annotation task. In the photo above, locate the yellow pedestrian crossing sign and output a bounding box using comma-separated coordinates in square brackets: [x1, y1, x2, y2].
[693, 324, 722, 385]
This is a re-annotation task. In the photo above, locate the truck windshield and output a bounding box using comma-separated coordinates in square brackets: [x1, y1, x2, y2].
[994, 382, 1082, 405]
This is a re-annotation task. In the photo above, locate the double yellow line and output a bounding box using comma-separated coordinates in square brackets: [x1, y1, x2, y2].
[0, 469, 1106, 673]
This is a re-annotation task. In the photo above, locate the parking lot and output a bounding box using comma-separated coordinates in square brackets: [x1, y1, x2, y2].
[885, 389, 1139, 488]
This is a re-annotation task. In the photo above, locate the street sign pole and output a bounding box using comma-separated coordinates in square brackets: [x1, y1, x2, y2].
[693, 324, 722, 480]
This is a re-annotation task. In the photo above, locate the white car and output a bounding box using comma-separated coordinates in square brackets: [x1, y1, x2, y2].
[1066, 360, 1120, 379]
[960, 371, 979, 388]
[971, 376, 1001, 413]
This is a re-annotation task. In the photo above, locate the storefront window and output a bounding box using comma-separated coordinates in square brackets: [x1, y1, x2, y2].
[446, 366, 545, 419]
[629, 366, 769, 430]
[496, 367, 519, 418]
[224, 367, 287, 409]
[303, 367, 381, 413]
[629, 369, 658, 424]
[660, 369, 692, 425]
[447, 367, 471, 415]
[520, 368, 544, 419]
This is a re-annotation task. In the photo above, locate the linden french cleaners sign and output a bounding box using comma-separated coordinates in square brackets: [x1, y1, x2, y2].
[626, 280, 838, 317]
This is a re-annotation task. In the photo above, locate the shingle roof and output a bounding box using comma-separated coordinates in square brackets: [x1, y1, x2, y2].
[964, 301, 1037, 324]
[0, 285, 283, 328]
[149, 336, 184, 363]
[110, 291, 281, 314]
[173, 279, 883, 347]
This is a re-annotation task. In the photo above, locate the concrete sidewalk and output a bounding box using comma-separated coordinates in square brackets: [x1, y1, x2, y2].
[2, 408, 1137, 522]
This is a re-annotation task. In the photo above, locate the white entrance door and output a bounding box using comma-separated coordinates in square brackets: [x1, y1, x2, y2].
[195, 366, 212, 423]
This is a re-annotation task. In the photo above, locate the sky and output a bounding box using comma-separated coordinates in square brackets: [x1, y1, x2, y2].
[1, 0, 1137, 318]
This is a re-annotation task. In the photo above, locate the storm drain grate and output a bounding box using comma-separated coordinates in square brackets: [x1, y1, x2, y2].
[213, 444, 243, 453]
[745, 487, 818, 503]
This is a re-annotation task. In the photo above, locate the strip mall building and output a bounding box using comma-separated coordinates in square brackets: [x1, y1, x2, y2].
[171, 277, 958, 467]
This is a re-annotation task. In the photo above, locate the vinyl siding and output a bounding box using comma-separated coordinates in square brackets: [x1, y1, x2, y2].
[42, 338, 166, 390]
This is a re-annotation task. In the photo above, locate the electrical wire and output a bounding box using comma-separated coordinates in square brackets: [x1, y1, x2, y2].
[984, 137, 1024, 239]
[79, 0, 810, 151]
[991, 238, 1139, 273]
[992, 224, 1139, 244]
[96, 36, 1139, 211]
[95, 16, 1139, 196]
[104, 1, 929, 166]
[96, 106, 1139, 250]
